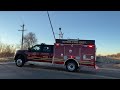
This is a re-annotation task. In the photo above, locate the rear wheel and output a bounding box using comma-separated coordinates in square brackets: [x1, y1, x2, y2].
[15, 56, 25, 67]
[66, 61, 78, 72]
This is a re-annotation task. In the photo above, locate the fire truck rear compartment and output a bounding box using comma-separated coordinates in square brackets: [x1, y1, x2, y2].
[54, 44, 95, 66]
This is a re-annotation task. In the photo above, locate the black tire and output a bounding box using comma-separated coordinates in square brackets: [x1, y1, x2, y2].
[66, 61, 78, 72]
[15, 56, 25, 67]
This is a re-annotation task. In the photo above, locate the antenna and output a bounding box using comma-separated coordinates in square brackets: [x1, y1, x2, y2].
[59, 28, 64, 39]
[47, 11, 56, 42]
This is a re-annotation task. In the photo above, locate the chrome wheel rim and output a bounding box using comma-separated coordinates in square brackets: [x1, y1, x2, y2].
[67, 63, 75, 71]
[16, 59, 23, 66]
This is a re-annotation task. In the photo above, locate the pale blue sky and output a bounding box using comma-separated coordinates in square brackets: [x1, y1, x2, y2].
[0, 11, 120, 55]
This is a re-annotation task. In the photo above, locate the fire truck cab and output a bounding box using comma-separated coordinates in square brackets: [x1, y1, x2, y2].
[14, 39, 96, 72]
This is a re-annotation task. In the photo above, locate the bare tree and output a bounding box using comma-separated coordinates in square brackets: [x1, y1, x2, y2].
[23, 32, 37, 49]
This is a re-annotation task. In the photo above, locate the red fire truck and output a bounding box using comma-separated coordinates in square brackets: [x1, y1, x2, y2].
[14, 39, 96, 72]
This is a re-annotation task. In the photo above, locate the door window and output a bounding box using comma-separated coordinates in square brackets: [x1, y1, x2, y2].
[31, 45, 41, 52]
[42, 46, 51, 53]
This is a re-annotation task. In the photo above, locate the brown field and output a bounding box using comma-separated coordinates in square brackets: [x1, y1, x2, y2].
[96, 56, 120, 64]
[0, 42, 16, 62]
[0, 57, 14, 62]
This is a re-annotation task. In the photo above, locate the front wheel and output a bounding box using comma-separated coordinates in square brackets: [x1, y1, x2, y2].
[15, 57, 25, 67]
[66, 61, 78, 72]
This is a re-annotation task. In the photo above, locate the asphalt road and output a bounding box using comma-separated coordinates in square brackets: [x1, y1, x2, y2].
[0, 61, 120, 79]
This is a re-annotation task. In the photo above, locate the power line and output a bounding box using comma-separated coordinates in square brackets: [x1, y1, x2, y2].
[18, 24, 26, 49]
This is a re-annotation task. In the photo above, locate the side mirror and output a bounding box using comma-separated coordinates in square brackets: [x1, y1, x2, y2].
[28, 48, 31, 51]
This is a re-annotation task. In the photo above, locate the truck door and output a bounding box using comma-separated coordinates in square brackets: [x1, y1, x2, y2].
[27, 45, 41, 60]
[40, 45, 53, 63]
[64, 44, 80, 57]
[80, 45, 96, 66]
[54, 43, 65, 64]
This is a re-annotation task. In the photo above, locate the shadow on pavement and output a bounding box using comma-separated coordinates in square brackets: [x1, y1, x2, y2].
[23, 64, 97, 75]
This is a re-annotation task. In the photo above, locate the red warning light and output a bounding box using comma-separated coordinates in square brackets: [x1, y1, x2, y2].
[88, 45, 93, 48]
[70, 56, 73, 58]
[56, 43, 60, 46]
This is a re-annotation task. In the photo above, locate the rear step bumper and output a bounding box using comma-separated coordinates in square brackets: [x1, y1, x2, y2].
[95, 65, 99, 69]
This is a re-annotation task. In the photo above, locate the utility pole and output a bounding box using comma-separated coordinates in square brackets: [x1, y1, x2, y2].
[18, 24, 26, 49]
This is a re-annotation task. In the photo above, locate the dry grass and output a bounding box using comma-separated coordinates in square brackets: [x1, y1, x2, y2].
[0, 43, 16, 58]
[96, 56, 120, 64]
[0, 57, 14, 62]
[0, 42, 17, 62]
